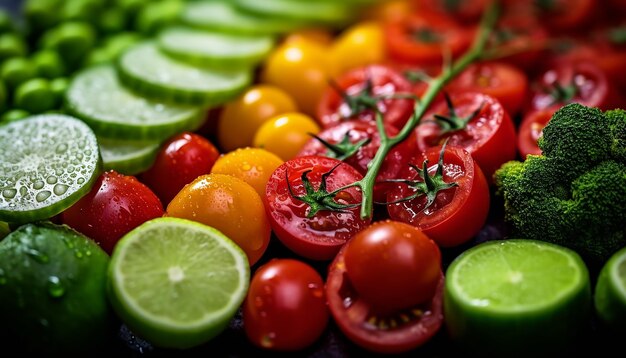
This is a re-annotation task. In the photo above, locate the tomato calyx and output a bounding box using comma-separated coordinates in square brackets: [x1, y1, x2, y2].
[308, 130, 371, 161]
[286, 164, 360, 218]
[431, 93, 484, 134]
[329, 77, 380, 119]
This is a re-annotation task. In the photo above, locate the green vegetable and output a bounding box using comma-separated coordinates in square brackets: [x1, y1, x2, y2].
[495, 103, 626, 264]
[1, 57, 36, 90]
[32, 50, 66, 79]
[14, 78, 57, 113]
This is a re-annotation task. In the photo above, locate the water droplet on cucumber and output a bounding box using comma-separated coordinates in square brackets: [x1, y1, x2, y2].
[2, 188, 16, 199]
[36, 190, 51, 202]
[53, 184, 69, 196]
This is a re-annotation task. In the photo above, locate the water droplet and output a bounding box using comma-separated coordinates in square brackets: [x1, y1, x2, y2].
[85, 150, 92, 156]
[36, 191, 51, 202]
[56, 143, 68, 154]
[46, 176, 58, 184]
[53, 184, 69, 196]
[85, 250, 91, 256]
[47, 276, 65, 298]
[242, 163, 251, 171]
[19, 186, 27, 196]
[62, 237, 74, 249]
[75, 251, 83, 259]
[77, 178, 85, 184]
[67, 165, 75, 173]
[26, 249, 49, 263]
[2, 188, 16, 199]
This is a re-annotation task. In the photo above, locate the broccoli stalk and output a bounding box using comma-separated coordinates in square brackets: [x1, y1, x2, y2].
[495, 103, 626, 264]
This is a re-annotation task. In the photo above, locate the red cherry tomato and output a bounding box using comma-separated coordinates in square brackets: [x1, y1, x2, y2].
[317, 64, 415, 131]
[325, 221, 444, 354]
[416, 92, 518, 182]
[243, 259, 329, 351]
[532, 0, 596, 32]
[517, 108, 556, 159]
[140, 132, 220, 206]
[61, 170, 164, 254]
[413, 0, 492, 24]
[387, 145, 490, 247]
[264, 156, 371, 260]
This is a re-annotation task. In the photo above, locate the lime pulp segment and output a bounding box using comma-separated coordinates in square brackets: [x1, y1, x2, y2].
[108, 217, 250, 349]
[66, 65, 204, 140]
[0, 114, 101, 224]
[98, 137, 161, 175]
[234, 0, 353, 26]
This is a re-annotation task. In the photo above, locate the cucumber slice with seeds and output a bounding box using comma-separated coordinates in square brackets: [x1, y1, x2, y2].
[118, 41, 251, 106]
[0, 114, 101, 224]
[234, 0, 353, 27]
[157, 27, 275, 69]
[99, 137, 161, 175]
[66, 65, 204, 140]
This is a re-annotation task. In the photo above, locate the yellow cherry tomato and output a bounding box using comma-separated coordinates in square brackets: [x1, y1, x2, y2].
[166, 173, 271, 266]
[260, 39, 329, 116]
[328, 21, 386, 78]
[211, 147, 284, 198]
[360, 0, 413, 23]
[217, 85, 298, 152]
[253, 112, 320, 161]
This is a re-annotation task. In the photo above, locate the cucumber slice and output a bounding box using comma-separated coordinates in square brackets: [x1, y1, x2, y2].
[99, 137, 161, 175]
[181, 1, 303, 35]
[234, 0, 353, 26]
[66, 65, 204, 140]
[117, 41, 252, 106]
[157, 27, 275, 69]
[0, 114, 101, 224]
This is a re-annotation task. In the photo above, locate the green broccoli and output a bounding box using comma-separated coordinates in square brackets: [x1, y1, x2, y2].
[495, 103, 626, 264]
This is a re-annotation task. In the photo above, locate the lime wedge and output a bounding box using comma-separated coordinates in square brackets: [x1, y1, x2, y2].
[107, 217, 250, 349]
[0, 114, 101, 224]
[444, 239, 591, 356]
[594, 246, 626, 333]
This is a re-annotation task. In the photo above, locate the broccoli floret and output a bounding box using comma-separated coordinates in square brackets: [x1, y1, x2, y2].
[495, 103, 626, 264]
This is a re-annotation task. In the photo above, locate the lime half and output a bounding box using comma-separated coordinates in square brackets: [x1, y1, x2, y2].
[594, 246, 626, 333]
[107, 217, 250, 349]
[444, 239, 591, 356]
[0, 114, 101, 224]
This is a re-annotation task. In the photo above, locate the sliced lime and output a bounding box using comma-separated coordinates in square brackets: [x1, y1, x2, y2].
[99, 137, 161, 175]
[157, 27, 275, 69]
[117, 41, 252, 106]
[594, 246, 626, 333]
[234, 0, 353, 27]
[0, 114, 101, 224]
[107, 217, 250, 349]
[444, 239, 591, 356]
[66, 65, 204, 140]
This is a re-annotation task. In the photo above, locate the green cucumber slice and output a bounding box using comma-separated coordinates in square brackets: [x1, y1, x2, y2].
[66, 65, 204, 140]
[181, 1, 302, 35]
[234, 0, 353, 26]
[157, 27, 275, 69]
[99, 137, 161, 175]
[117, 41, 251, 106]
[0, 114, 101, 224]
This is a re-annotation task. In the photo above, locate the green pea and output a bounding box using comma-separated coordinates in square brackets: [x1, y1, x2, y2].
[0, 33, 27, 62]
[1, 58, 36, 90]
[134, 0, 183, 35]
[0, 10, 15, 34]
[84, 48, 112, 66]
[24, 0, 62, 34]
[62, 0, 105, 23]
[99, 8, 128, 34]
[50, 77, 69, 99]
[14, 78, 57, 114]
[0, 109, 30, 124]
[31, 50, 66, 79]
[40, 21, 96, 68]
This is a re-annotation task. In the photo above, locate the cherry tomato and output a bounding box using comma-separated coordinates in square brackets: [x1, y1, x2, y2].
[387, 145, 490, 247]
[264, 156, 370, 261]
[325, 221, 444, 354]
[532, 0, 596, 32]
[327, 21, 385, 78]
[416, 92, 518, 182]
[282, 28, 334, 47]
[217, 85, 298, 152]
[243, 259, 329, 351]
[360, 0, 414, 23]
[166, 173, 270, 266]
[586, 25, 626, 93]
[61, 170, 164, 254]
[317, 64, 415, 130]
[253, 112, 321, 161]
[488, 12, 549, 71]
[517, 108, 556, 159]
[140, 132, 219, 206]
[414, 0, 492, 24]
[445, 61, 529, 116]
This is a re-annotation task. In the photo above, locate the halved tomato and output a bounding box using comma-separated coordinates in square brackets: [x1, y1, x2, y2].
[517, 107, 556, 160]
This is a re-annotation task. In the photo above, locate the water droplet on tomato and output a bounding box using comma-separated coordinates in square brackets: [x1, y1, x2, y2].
[47, 276, 65, 298]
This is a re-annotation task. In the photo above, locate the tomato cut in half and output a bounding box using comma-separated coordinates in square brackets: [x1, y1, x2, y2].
[317, 64, 415, 131]
[264, 156, 370, 261]
[415, 92, 517, 182]
[517, 108, 556, 160]
[326, 235, 444, 354]
[386, 145, 490, 247]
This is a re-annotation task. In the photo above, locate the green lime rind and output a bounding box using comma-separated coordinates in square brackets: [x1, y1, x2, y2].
[594, 246, 626, 333]
[99, 137, 161, 175]
[66, 65, 204, 141]
[108, 217, 250, 349]
[0, 114, 101, 224]
[234, 0, 354, 27]
[117, 41, 252, 106]
[0, 221, 113, 353]
[157, 27, 275, 69]
[181, 1, 303, 35]
[444, 239, 591, 357]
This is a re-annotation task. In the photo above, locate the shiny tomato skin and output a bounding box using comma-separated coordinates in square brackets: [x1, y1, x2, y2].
[317, 64, 415, 131]
[140, 132, 220, 206]
[61, 170, 164, 254]
[264, 156, 370, 261]
[343, 221, 442, 314]
[416, 92, 517, 182]
[243, 259, 329, 351]
[517, 108, 556, 160]
[387, 146, 490, 247]
[326, 242, 444, 354]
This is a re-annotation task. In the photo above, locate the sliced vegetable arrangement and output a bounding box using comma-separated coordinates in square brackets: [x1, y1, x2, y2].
[1, 0, 626, 356]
